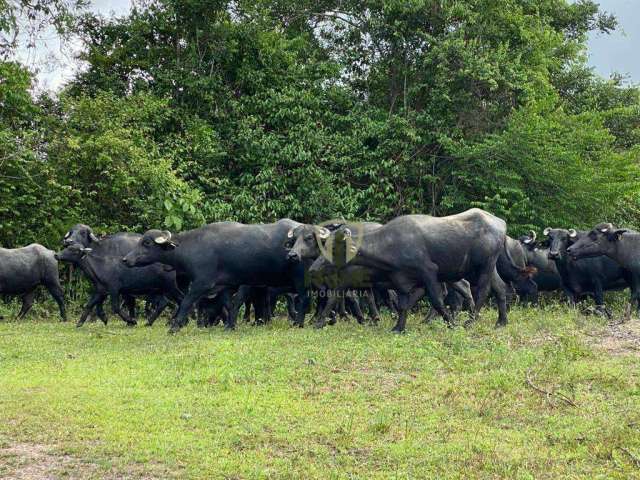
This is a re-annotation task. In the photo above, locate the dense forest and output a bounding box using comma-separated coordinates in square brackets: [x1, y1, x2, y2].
[1, 0, 639, 248]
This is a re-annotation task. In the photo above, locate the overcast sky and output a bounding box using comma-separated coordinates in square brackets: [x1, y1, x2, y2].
[14, 0, 640, 91]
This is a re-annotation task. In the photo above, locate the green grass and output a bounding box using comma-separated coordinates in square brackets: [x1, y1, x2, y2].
[0, 303, 639, 479]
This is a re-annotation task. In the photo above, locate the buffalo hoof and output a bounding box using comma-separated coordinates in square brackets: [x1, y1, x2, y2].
[144, 322, 154, 327]
[313, 321, 326, 329]
[494, 321, 507, 329]
[463, 318, 476, 328]
[167, 326, 181, 335]
[390, 326, 405, 334]
[224, 324, 236, 331]
[75, 322, 84, 328]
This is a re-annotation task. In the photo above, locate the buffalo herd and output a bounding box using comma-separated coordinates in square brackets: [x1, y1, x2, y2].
[0, 208, 637, 332]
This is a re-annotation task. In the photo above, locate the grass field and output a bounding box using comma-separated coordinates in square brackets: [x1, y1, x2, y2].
[0, 303, 639, 479]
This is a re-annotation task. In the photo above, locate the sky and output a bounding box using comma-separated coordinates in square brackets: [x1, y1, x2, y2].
[586, 0, 639, 82]
[13, 0, 640, 91]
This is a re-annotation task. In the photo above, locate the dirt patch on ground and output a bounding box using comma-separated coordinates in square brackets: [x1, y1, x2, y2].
[0, 442, 104, 480]
[0, 442, 166, 480]
[585, 317, 640, 357]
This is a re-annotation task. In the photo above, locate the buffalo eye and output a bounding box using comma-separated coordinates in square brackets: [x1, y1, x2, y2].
[305, 234, 313, 241]
[143, 240, 152, 247]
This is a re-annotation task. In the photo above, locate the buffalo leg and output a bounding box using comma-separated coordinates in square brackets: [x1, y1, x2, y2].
[420, 268, 453, 327]
[146, 297, 170, 326]
[293, 292, 310, 327]
[364, 289, 380, 323]
[313, 293, 339, 329]
[229, 287, 250, 327]
[124, 295, 137, 324]
[345, 292, 366, 324]
[337, 295, 347, 319]
[95, 301, 108, 325]
[243, 300, 251, 322]
[469, 266, 496, 326]
[78, 293, 106, 327]
[111, 292, 136, 326]
[17, 291, 36, 319]
[285, 294, 297, 322]
[218, 290, 236, 330]
[591, 280, 610, 318]
[631, 273, 640, 315]
[391, 291, 411, 333]
[44, 280, 67, 322]
[170, 282, 218, 332]
[424, 283, 447, 323]
[490, 269, 509, 327]
[449, 280, 476, 321]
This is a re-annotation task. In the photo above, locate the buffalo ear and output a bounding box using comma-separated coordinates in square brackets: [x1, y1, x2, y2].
[613, 229, 627, 241]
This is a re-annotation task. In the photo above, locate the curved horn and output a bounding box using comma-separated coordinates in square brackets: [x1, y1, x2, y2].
[287, 228, 294, 239]
[317, 227, 330, 239]
[154, 231, 172, 245]
[343, 228, 352, 237]
[598, 222, 614, 233]
[568, 228, 577, 238]
[543, 227, 551, 236]
[529, 230, 537, 243]
[89, 232, 99, 242]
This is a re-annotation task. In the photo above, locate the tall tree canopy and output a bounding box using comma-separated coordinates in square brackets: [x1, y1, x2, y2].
[0, 0, 638, 247]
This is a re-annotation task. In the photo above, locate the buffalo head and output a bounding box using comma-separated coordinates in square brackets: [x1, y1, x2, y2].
[286, 224, 330, 263]
[566, 223, 627, 260]
[543, 227, 578, 260]
[123, 230, 177, 267]
[55, 244, 92, 264]
[63, 224, 99, 247]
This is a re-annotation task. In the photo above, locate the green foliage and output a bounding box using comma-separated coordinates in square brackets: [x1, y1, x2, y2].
[448, 105, 640, 231]
[1, 0, 639, 246]
[0, 308, 639, 478]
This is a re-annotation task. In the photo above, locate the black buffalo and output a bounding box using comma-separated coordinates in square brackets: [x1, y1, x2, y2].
[63, 224, 145, 322]
[287, 221, 385, 326]
[0, 244, 66, 321]
[122, 219, 306, 333]
[518, 230, 563, 294]
[496, 236, 538, 303]
[56, 244, 183, 327]
[306, 209, 518, 332]
[543, 227, 629, 312]
[566, 223, 640, 313]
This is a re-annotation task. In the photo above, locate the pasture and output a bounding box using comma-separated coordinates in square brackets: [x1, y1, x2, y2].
[1, 304, 639, 479]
